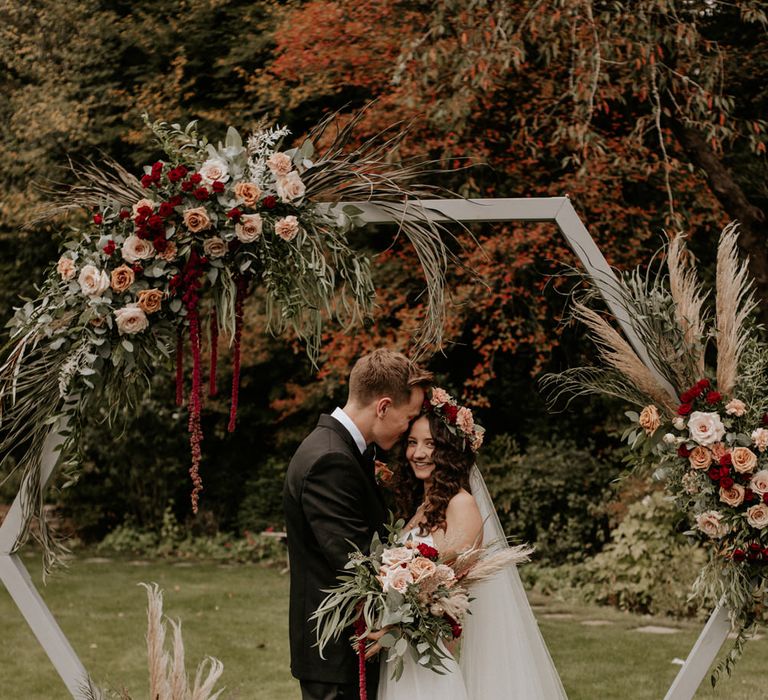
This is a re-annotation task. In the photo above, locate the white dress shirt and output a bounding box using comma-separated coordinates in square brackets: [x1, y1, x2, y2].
[330, 407, 367, 455]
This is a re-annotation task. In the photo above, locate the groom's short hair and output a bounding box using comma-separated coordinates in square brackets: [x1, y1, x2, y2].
[348, 349, 432, 406]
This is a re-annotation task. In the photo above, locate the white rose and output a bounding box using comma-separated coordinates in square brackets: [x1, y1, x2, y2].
[276, 171, 306, 202]
[747, 503, 768, 529]
[663, 433, 677, 445]
[199, 157, 230, 184]
[121, 235, 154, 264]
[114, 304, 149, 335]
[57, 256, 76, 281]
[672, 416, 686, 430]
[687, 411, 726, 446]
[695, 510, 728, 539]
[382, 546, 414, 568]
[750, 470, 768, 496]
[78, 264, 110, 298]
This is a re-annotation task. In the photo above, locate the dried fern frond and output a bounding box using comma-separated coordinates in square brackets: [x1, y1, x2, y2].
[539, 366, 661, 410]
[716, 223, 757, 396]
[572, 303, 678, 414]
[667, 233, 707, 378]
[142, 583, 171, 700]
[459, 544, 534, 587]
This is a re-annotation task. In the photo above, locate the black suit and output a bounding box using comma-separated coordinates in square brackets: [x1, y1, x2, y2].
[283, 414, 387, 698]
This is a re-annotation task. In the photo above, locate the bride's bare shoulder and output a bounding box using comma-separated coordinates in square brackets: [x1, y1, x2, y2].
[445, 489, 482, 528]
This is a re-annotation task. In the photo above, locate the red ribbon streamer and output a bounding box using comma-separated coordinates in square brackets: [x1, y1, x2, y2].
[209, 308, 219, 398]
[353, 616, 367, 700]
[175, 325, 184, 406]
[227, 275, 247, 432]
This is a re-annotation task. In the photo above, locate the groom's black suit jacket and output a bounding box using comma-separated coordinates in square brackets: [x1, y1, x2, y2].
[283, 414, 387, 684]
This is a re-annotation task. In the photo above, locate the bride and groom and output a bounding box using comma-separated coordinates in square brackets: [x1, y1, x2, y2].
[283, 349, 567, 699]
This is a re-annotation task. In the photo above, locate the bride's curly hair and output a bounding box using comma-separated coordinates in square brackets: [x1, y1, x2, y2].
[390, 411, 474, 535]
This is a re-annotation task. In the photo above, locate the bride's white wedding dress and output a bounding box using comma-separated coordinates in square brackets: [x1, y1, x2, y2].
[377, 466, 568, 700]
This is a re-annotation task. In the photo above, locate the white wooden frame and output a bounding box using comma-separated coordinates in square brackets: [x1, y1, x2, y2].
[0, 196, 728, 698]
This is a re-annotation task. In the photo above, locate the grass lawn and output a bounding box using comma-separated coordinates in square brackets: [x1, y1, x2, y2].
[0, 551, 765, 699]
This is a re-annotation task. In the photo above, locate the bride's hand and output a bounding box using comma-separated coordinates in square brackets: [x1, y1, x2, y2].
[363, 628, 389, 659]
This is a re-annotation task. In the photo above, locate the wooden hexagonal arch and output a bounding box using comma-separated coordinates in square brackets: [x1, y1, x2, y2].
[0, 196, 728, 698]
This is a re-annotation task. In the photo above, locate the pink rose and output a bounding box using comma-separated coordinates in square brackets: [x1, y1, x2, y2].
[276, 171, 306, 202]
[719, 483, 745, 507]
[752, 428, 768, 453]
[199, 157, 230, 185]
[267, 152, 292, 177]
[747, 503, 768, 529]
[725, 399, 747, 417]
[750, 470, 768, 495]
[121, 235, 154, 264]
[381, 567, 414, 594]
[78, 264, 110, 297]
[382, 546, 414, 568]
[114, 304, 148, 335]
[275, 215, 300, 241]
[57, 256, 76, 281]
[695, 510, 729, 539]
[456, 407, 475, 434]
[430, 388, 452, 407]
[408, 556, 437, 583]
[235, 214, 263, 243]
[731, 447, 758, 474]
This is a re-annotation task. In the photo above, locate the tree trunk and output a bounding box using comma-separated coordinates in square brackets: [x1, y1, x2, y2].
[669, 118, 768, 327]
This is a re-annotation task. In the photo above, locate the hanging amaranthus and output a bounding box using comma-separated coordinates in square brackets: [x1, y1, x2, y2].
[228, 274, 248, 433]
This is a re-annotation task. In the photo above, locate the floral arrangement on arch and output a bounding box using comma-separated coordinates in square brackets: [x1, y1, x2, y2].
[542, 225, 768, 681]
[0, 110, 462, 572]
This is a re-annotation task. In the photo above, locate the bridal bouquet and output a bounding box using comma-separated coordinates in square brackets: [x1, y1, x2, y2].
[312, 519, 532, 682]
[543, 225, 768, 680]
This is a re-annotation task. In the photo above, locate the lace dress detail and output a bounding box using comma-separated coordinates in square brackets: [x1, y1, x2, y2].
[376, 528, 469, 700]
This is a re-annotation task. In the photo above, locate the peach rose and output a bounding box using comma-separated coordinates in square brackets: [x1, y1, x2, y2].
[470, 427, 485, 452]
[57, 256, 76, 281]
[750, 470, 768, 495]
[235, 214, 263, 243]
[78, 264, 110, 298]
[688, 446, 712, 470]
[434, 564, 457, 587]
[158, 241, 178, 262]
[409, 556, 437, 583]
[687, 411, 726, 446]
[203, 236, 227, 259]
[430, 388, 452, 407]
[720, 483, 745, 507]
[695, 510, 729, 539]
[199, 157, 230, 184]
[137, 289, 164, 314]
[234, 181, 262, 207]
[121, 235, 154, 264]
[710, 443, 728, 461]
[132, 198, 156, 216]
[182, 207, 212, 233]
[276, 171, 306, 202]
[456, 407, 475, 434]
[752, 428, 768, 453]
[382, 546, 414, 568]
[267, 152, 292, 177]
[275, 215, 300, 241]
[725, 398, 747, 417]
[639, 405, 661, 435]
[381, 567, 413, 594]
[114, 304, 148, 335]
[732, 447, 758, 474]
[110, 265, 135, 293]
[747, 503, 768, 529]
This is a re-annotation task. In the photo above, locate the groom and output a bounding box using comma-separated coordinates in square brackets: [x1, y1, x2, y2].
[283, 349, 431, 700]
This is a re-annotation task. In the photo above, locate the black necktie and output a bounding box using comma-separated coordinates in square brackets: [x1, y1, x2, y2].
[362, 444, 376, 472]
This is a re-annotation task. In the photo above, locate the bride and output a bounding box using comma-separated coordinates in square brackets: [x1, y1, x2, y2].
[373, 388, 568, 699]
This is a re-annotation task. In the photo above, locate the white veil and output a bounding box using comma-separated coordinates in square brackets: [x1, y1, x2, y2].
[460, 465, 568, 698]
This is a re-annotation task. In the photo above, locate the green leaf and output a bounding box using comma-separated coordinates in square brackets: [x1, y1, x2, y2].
[225, 126, 242, 150]
[121, 339, 134, 352]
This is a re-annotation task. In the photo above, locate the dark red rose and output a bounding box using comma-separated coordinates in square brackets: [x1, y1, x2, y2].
[92, 213, 103, 225]
[212, 181, 225, 193]
[153, 237, 168, 253]
[749, 542, 762, 552]
[745, 488, 756, 502]
[169, 195, 183, 207]
[135, 226, 149, 240]
[697, 378, 711, 391]
[762, 493, 768, 505]
[443, 404, 459, 423]
[102, 240, 116, 256]
[720, 476, 734, 490]
[706, 391, 722, 405]
[733, 548, 746, 562]
[167, 169, 182, 183]
[193, 187, 209, 201]
[137, 205, 153, 216]
[719, 466, 731, 478]
[679, 389, 697, 404]
[119, 209, 130, 220]
[227, 207, 242, 222]
[176, 165, 188, 178]
[707, 467, 721, 481]
[181, 180, 194, 192]
[262, 195, 277, 210]
[189, 173, 202, 184]
[140, 174, 154, 188]
[151, 161, 164, 174]
[677, 403, 693, 416]
[417, 543, 439, 561]
[719, 453, 732, 467]
[148, 214, 165, 231]
[677, 445, 691, 458]
[199, 255, 208, 264]
[158, 202, 175, 218]
[131, 264, 143, 273]
[762, 413, 768, 426]
[228, 239, 241, 252]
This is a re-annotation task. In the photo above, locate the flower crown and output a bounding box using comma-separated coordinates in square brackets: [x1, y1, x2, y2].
[423, 387, 486, 453]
